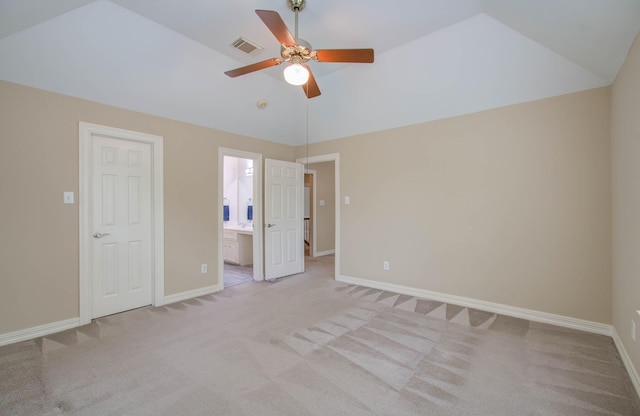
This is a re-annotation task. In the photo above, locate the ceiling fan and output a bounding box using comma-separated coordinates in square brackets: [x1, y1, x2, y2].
[224, 0, 374, 99]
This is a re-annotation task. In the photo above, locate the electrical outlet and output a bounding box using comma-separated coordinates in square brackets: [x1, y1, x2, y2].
[633, 320, 636, 342]
[201, 264, 207, 274]
[383, 261, 389, 271]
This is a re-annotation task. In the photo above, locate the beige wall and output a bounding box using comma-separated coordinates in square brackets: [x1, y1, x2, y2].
[307, 162, 335, 254]
[302, 87, 612, 323]
[0, 80, 293, 334]
[612, 34, 640, 375]
[0, 78, 615, 337]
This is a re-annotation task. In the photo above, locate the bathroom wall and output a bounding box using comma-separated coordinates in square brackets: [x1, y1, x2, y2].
[223, 156, 253, 225]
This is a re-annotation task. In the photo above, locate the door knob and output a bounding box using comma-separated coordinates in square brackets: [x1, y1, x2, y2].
[267, 224, 276, 228]
[93, 232, 111, 239]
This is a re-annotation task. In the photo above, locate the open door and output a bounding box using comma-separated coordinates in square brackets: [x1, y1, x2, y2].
[264, 159, 304, 279]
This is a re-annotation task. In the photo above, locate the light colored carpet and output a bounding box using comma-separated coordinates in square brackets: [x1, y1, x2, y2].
[1, 255, 638, 415]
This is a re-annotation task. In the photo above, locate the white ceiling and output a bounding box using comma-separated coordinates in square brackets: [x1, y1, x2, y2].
[1, 0, 639, 145]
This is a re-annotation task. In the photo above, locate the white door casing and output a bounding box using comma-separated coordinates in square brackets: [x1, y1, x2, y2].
[265, 158, 304, 279]
[80, 122, 164, 325]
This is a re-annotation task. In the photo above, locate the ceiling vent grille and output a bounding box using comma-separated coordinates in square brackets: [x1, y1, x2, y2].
[231, 37, 263, 56]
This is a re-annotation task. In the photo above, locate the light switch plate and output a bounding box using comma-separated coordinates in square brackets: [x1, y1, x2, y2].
[319, 200, 325, 206]
[63, 192, 74, 204]
[344, 196, 350, 205]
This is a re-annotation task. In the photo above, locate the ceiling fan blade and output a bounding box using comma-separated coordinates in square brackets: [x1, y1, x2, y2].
[302, 65, 321, 99]
[224, 58, 282, 78]
[255, 10, 297, 47]
[314, 49, 374, 63]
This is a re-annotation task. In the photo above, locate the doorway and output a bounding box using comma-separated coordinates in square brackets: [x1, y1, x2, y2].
[297, 154, 340, 279]
[218, 148, 263, 288]
[304, 169, 316, 257]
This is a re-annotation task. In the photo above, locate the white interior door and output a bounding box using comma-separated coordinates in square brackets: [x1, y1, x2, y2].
[265, 159, 304, 279]
[91, 135, 153, 318]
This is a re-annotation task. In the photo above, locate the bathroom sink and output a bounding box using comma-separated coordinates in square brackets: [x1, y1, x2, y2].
[224, 224, 253, 233]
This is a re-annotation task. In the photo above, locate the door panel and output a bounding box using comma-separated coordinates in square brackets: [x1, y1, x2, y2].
[128, 241, 142, 291]
[270, 230, 283, 266]
[286, 229, 298, 261]
[265, 159, 303, 279]
[92, 136, 152, 318]
[102, 243, 118, 296]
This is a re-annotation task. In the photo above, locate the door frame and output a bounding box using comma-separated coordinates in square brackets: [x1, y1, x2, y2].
[296, 153, 340, 279]
[79, 122, 165, 325]
[218, 148, 264, 284]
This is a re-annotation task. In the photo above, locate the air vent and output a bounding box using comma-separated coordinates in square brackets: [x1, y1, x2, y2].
[231, 37, 263, 56]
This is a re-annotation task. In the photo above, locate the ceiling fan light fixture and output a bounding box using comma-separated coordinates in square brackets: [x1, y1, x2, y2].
[283, 63, 309, 86]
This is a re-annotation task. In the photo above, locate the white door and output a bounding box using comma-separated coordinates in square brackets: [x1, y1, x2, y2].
[91, 136, 153, 318]
[265, 159, 304, 279]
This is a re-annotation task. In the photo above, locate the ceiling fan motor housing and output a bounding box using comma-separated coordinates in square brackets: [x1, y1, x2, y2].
[281, 38, 315, 63]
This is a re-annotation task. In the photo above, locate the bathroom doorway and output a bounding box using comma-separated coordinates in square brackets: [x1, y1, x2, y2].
[219, 148, 263, 288]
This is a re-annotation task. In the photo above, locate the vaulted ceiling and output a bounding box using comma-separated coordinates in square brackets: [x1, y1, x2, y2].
[1, 0, 639, 145]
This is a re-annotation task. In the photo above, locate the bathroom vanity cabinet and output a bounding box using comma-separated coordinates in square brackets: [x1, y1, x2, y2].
[223, 228, 253, 266]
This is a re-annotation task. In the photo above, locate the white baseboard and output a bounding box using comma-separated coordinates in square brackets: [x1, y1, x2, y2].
[0, 284, 225, 347]
[612, 327, 640, 398]
[314, 249, 335, 257]
[163, 284, 221, 305]
[337, 275, 613, 336]
[0, 318, 80, 347]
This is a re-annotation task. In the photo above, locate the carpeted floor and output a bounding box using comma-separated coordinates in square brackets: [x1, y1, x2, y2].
[1, 255, 638, 415]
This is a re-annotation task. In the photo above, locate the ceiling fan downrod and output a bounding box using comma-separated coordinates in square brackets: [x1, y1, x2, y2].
[288, 0, 305, 39]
